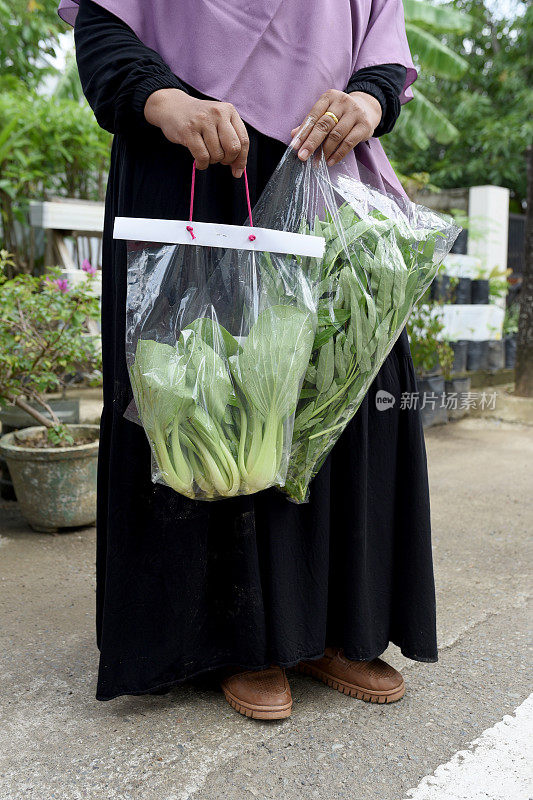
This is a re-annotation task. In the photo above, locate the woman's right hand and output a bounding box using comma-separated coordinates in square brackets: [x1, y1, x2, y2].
[144, 89, 249, 178]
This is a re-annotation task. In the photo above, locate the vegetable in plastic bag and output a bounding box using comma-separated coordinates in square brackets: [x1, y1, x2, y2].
[129, 305, 314, 498]
[116, 172, 323, 501]
[277, 158, 461, 503]
[117, 147, 459, 505]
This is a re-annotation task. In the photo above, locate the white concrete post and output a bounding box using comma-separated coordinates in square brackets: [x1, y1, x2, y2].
[467, 186, 510, 309]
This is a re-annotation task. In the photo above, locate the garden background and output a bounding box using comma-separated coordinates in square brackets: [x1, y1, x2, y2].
[1, 0, 531, 269]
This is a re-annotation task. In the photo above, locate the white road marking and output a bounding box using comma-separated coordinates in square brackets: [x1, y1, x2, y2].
[405, 694, 533, 800]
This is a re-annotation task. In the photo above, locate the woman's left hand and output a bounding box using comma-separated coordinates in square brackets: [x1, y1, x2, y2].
[290, 89, 382, 166]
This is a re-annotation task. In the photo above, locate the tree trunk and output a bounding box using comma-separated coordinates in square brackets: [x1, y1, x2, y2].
[14, 397, 54, 429]
[515, 145, 533, 397]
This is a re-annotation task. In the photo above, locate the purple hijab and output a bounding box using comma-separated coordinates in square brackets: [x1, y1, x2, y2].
[58, 0, 416, 195]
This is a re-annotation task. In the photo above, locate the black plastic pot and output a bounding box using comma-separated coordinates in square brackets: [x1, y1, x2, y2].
[445, 376, 472, 420]
[449, 340, 468, 374]
[505, 334, 517, 368]
[431, 274, 451, 303]
[0, 399, 80, 500]
[466, 340, 489, 372]
[416, 375, 448, 428]
[451, 277, 472, 305]
[471, 279, 490, 305]
[423, 350, 443, 377]
[487, 340, 505, 372]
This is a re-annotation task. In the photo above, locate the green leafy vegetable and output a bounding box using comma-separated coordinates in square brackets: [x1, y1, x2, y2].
[130, 339, 195, 497]
[129, 305, 314, 500]
[229, 305, 314, 492]
[129, 197, 457, 505]
[284, 201, 456, 503]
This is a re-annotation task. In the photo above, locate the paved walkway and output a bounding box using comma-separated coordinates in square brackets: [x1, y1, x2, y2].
[0, 417, 531, 800]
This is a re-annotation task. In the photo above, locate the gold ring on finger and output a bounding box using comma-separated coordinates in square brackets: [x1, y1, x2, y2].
[324, 111, 339, 125]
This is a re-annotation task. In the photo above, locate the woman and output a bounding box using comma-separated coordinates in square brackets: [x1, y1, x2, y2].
[58, 0, 437, 720]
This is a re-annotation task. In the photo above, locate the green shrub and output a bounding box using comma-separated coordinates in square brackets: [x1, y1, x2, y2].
[0, 249, 102, 443]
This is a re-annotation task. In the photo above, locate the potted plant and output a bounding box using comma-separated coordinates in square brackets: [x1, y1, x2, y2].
[448, 274, 472, 305]
[0, 251, 102, 532]
[430, 264, 451, 303]
[471, 264, 490, 305]
[486, 325, 505, 372]
[467, 340, 489, 371]
[442, 343, 471, 421]
[484, 269, 512, 373]
[0, 251, 84, 439]
[503, 303, 519, 369]
[447, 337, 468, 374]
[407, 301, 452, 428]
[488, 265, 513, 303]
[465, 325, 489, 372]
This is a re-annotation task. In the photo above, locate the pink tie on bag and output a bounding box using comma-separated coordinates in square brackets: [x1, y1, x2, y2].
[186, 161, 256, 242]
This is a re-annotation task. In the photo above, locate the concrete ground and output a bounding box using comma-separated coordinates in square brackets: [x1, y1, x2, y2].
[0, 416, 531, 800]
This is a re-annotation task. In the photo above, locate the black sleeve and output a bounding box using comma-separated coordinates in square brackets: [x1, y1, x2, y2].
[345, 64, 407, 137]
[74, 0, 188, 134]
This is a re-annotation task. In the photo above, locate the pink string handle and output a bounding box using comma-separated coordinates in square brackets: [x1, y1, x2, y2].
[242, 168, 256, 241]
[188, 160, 196, 222]
[187, 161, 256, 241]
[186, 160, 197, 240]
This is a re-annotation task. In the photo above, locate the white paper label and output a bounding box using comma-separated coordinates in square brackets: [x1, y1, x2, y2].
[113, 217, 325, 258]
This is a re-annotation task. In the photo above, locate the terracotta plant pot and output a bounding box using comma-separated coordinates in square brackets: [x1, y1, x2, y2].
[0, 424, 99, 533]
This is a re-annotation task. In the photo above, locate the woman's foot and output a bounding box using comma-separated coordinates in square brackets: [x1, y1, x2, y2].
[221, 665, 292, 720]
[296, 647, 405, 703]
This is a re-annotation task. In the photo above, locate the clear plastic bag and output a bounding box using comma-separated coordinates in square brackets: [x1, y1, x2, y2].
[115, 165, 324, 500]
[250, 147, 461, 503]
[116, 144, 459, 504]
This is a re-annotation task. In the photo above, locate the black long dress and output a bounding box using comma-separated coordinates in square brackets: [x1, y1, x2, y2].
[74, 0, 437, 701]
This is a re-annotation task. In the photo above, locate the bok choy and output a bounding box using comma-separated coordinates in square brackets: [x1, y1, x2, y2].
[129, 305, 314, 500]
